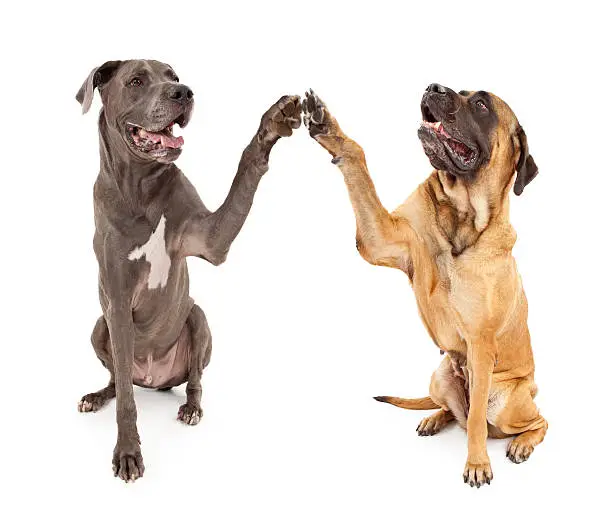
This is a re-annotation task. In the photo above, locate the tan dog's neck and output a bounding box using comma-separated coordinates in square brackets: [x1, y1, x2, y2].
[424, 168, 513, 255]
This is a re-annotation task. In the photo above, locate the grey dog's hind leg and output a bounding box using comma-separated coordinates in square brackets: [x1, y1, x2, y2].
[177, 304, 212, 425]
[78, 316, 116, 412]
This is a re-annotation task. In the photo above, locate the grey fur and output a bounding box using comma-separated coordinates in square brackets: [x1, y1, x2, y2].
[76, 59, 301, 482]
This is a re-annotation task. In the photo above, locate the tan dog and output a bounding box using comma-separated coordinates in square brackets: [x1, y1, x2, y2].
[302, 85, 546, 488]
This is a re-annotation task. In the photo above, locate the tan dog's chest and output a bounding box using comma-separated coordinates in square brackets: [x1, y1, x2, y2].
[410, 248, 468, 354]
[397, 183, 519, 356]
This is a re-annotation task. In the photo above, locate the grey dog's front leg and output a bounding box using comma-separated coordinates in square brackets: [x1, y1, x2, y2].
[182, 95, 301, 262]
[107, 305, 144, 482]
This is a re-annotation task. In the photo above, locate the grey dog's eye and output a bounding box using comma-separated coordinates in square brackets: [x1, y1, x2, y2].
[476, 100, 487, 111]
[129, 78, 142, 87]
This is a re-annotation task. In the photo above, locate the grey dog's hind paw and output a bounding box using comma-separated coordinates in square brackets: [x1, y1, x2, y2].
[177, 403, 203, 426]
[78, 392, 109, 413]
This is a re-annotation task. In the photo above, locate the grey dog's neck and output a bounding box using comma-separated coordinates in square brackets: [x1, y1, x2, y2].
[97, 112, 175, 212]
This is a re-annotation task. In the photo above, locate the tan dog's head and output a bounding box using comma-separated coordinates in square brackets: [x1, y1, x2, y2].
[418, 84, 538, 195]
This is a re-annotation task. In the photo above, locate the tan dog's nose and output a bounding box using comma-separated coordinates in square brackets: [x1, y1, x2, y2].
[426, 83, 448, 94]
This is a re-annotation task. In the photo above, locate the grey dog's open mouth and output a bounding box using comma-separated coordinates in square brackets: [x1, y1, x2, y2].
[127, 117, 186, 156]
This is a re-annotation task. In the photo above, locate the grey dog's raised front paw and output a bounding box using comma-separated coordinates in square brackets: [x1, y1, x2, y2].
[258, 95, 301, 142]
[112, 440, 145, 483]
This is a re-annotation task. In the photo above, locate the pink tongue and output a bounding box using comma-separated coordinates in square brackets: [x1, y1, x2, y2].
[142, 130, 184, 149]
[160, 134, 184, 149]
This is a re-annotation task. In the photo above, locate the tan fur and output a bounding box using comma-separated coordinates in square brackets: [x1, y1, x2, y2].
[309, 93, 547, 486]
[374, 396, 441, 410]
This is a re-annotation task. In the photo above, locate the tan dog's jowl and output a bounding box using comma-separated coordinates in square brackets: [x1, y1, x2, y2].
[303, 85, 546, 488]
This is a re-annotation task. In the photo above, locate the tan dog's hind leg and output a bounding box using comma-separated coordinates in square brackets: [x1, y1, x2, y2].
[490, 379, 548, 464]
[429, 355, 469, 429]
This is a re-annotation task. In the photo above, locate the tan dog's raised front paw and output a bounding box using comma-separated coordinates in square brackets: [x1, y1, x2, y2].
[302, 89, 349, 161]
[463, 460, 493, 488]
[258, 95, 301, 143]
[302, 89, 330, 136]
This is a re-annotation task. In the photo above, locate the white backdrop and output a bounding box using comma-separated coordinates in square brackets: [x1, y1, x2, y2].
[2, 1, 610, 526]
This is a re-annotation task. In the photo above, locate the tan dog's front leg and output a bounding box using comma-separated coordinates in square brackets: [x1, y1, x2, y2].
[303, 90, 413, 270]
[463, 338, 496, 488]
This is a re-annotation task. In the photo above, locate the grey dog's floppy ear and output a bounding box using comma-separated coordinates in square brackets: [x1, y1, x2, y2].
[513, 126, 539, 196]
[76, 61, 122, 114]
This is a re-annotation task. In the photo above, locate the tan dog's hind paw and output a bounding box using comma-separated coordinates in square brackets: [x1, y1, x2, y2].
[463, 461, 493, 488]
[416, 409, 454, 436]
[506, 430, 540, 463]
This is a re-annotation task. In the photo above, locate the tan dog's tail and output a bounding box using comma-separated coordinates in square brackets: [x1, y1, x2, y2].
[374, 396, 440, 410]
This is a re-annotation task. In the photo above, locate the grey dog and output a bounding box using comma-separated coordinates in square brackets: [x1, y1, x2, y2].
[76, 59, 301, 482]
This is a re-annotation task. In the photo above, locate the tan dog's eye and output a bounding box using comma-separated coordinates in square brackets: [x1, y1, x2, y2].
[476, 100, 487, 111]
[129, 78, 142, 87]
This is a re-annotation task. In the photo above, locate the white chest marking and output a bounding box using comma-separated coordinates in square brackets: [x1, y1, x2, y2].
[128, 215, 171, 289]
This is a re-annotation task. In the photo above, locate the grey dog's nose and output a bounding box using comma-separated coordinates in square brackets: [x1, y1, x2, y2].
[169, 84, 194, 102]
[426, 83, 448, 94]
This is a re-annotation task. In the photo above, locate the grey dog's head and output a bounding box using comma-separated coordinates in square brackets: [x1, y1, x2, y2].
[76, 60, 194, 164]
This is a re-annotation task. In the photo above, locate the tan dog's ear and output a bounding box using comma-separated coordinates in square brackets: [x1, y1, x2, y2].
[76, 61, 122, 114]
[513, 126, 539, 196]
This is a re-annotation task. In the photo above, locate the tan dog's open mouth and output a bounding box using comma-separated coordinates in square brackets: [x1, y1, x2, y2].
[420, 120, 475, 164]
